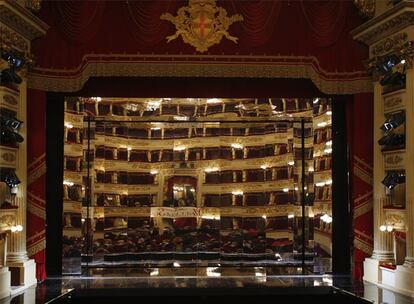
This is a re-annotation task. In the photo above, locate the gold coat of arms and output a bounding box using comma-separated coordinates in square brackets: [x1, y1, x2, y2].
[161, 0, 243, 53]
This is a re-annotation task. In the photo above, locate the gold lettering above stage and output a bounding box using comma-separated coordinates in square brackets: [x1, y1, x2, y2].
[161, 0, 243, 53]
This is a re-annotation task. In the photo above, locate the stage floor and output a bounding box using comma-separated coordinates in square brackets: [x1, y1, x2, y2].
[1, 271, 414, 304]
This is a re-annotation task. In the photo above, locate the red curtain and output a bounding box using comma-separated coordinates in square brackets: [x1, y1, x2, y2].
[32, 0, 367, 74]
[27, 89, 47, 282]
[347, 93, 374, 280]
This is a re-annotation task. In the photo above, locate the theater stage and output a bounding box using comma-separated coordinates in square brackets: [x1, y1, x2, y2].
[2, 272, 413, 304]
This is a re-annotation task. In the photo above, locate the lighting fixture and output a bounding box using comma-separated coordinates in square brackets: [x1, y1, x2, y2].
[63, 180, 74, 187]
[0, 50, 25, 84]
[206, 98, 221, 104]
[64, 122, 73, 129]
[379, 225, 387, 232]
[173, 146, 186, 151]
[231, 143, 243, 149]
[324, 148, 332, 154]
[261, 215, 267, 219]
[326, 140, 332, 146]
[173, 262, 181, 268]
[3, 171, 21, 189]
[260, 165, 268, 170]
[283, 188, 289, 193]
[91, 97, 102, 102]
[0, 114, 24, 145]
[232, 190, 243, 196]
[288, 161, 294, 166]
[317, 122, 328, 128]
[381, 171, 405, 190]
[150, 169, 159, 175]
[308, 167, 314, 172]
[386, 225, 394, 232]
[326, 111, 332, 116]
[378, 133, 405, 146]
[146, 100, 161, 111]
[288, 214, 294, 219]
[380, 111, 405, 132]
[127, 147, 132, 151]
[313, 98, 320, 104]
[10, 225, 23, 233]
[320, 214, 332, 223]
[173, 116, 189, 121]
[204, 167, 219, 173]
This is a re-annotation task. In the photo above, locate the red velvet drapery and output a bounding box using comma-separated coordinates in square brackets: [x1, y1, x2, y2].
[347, 93, 374, 280]
[30, 0, 368, 93]
[27, 89, 47, 281]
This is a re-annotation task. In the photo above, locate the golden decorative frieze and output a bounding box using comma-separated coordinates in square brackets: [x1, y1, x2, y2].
[385, 209, 405, 230]
[372, 33, 408, 57]
[0, 208, 17, 232]
[0, 146, 17, 168]
[0, 25, 28, 52]
[92, 154, 291, 173]
[25, 0, 42, 12]
[384, 94, 404, 113]
[0, 0, 48, 40]
[161, 0, 243, 53]
[384, 151, 405, 170]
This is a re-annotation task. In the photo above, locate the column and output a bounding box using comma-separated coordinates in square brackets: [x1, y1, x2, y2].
[6, 80, 37, 286]
[371, 82, 394, 262]
[404, 67, 414, 266]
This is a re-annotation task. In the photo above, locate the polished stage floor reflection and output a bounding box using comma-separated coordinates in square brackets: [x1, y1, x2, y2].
[2, 273, 414, 304]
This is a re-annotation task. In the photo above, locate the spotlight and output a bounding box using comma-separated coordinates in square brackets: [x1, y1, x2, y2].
[0, 50, 25, 85]
[381, 111, 405, 132]
[378, 133, 404, 146]
[381, 171, 405, 190]
[3, 170, 21, 189]
[379, 55, 406, 87]
[0, 114, 24, 145]
[377, 54, 400, 73]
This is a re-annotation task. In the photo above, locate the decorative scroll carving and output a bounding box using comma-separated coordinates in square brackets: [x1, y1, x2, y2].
[161, 0, 243, 52]
[3, 94, 18, 106]
[353, 0, 375, 19]
[372, 33, 408, 57]
[384, 152, 404, 169]
[354, 11, 414, 45]
[0, 25, 28, 52]
[25, 0, 42, 13]
[384, 96, 403, 113]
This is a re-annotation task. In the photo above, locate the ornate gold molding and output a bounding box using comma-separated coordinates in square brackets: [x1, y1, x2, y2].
[28, 54, 372, 94]
[353, 0, 376, 19]
[161, 0, 243, 53]
[25, 0, 42, 13]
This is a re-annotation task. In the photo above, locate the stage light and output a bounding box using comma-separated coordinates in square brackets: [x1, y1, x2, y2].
[3, 171, 21, 189]
[0, 114, 24, 145]
[0, 50, 25, 85]
[380, 111, 405, 132]
[381, 171, 405, 190]
[378, 133, 404, 146]
[1, 115, 23, 130]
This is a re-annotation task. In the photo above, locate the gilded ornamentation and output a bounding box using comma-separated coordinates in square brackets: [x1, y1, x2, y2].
[25, 0, 42, 12]
[372, 33, 408, 57]
[353, 0, 375, 19]
[384, 97, 403, 112]
[3, 94, 18, 105]
[160, 0, 243, 53]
